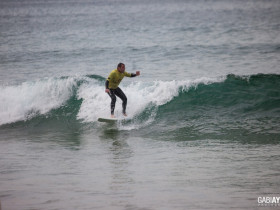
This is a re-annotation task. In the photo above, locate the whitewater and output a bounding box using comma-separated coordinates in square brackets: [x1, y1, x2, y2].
[1, 74, 279, 137]
[0, 75, 225, 126]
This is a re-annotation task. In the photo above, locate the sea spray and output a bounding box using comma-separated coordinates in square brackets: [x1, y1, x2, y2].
[76, 76, 227, 130]
[77, 80, 109, 122]
[0, 77, 77, 125]
[1, 74, 279, 137]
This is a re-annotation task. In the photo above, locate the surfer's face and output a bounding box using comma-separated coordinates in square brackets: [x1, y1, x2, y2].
[118, 64, 125, 73]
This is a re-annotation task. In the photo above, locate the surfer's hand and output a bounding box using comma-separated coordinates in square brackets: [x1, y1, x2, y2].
[105, 89, 110, 93]
[136, 71, 140, 76]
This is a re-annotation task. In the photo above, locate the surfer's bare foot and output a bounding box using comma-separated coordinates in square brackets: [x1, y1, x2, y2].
[111, 115, 115, 118]
[123, 113, 127, 117]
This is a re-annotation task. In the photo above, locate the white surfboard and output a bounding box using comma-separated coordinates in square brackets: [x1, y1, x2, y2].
[97, 117, 118, 123]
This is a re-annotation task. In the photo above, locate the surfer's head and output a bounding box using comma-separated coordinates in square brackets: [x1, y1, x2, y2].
[117, 63, 125, 73]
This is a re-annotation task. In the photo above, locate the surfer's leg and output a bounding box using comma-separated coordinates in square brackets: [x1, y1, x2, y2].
[115, 87, 127, 114]
[108, 90, 117, 115]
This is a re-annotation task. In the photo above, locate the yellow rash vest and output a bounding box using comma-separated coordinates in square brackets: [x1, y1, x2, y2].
[106, 69, 132, 89]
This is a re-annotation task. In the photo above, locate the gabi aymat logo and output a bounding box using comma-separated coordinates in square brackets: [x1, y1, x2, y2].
[258, 196, 280, 207]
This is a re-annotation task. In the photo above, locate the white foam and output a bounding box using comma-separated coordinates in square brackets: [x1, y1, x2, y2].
[77, 80, 109, 122]
[0, 75, 225, 127]
[77, 76, 226, 130]
[0, 77, 77, 125]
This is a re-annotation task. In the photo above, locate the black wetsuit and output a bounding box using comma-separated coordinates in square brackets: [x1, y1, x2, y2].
[105, 71, 136, 115]
[107, 87, 127, 115]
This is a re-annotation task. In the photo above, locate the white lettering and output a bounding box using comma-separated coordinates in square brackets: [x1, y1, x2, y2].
[258, 196, 280, 204]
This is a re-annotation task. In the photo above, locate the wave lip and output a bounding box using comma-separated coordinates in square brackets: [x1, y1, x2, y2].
[0, 77, 77, 125]
[1, 74, 279, 134]
[76, 75, 225, 125]
[159, 74, 280, 113]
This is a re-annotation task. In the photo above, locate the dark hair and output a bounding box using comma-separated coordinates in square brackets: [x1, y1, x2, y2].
[117, 63, 125, 68]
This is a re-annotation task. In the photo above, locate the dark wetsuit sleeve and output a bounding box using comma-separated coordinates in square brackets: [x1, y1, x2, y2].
[105, 80, 109, 89]
[130, 73, 136, 77]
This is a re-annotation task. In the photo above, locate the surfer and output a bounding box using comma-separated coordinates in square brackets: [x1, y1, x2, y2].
[105, 63, 140, 118]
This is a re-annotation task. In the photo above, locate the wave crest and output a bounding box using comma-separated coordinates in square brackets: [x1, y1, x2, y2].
[1, 74, 279, 130]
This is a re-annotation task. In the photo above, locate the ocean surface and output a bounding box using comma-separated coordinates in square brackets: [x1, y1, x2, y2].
[1, 0, 280, 209]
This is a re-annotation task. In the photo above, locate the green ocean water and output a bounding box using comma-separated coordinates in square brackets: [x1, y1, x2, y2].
[2, 74, 279, 141]
[1, 73, 279, 209]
